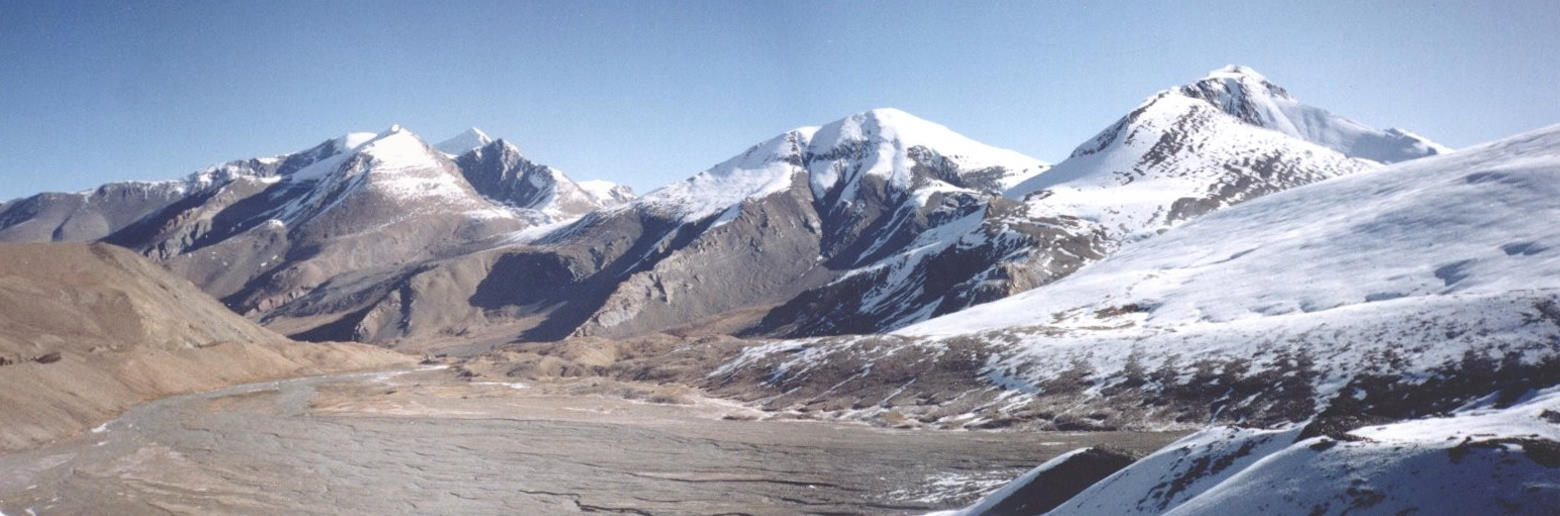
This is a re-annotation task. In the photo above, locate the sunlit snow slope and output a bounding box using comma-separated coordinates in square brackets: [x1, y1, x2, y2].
[906, 123, 1560, 337]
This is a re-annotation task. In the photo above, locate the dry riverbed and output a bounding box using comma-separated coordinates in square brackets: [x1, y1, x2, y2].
[0, 367, 1182, 515]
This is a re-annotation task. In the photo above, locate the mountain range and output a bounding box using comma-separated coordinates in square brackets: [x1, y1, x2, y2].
[0, 66, 1446, 349]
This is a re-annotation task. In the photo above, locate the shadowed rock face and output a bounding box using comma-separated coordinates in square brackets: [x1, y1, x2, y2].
[456, 139, 622, 216]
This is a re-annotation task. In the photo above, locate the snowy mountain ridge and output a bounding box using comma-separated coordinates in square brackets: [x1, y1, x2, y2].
[755, 65, 1416, 337]
[707, 122, 1560, 440]
[634, 108, 1050, 224]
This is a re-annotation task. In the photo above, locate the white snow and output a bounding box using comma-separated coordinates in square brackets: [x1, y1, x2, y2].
[433, 127, 493, 155]
[840, 208, 988, 321]
[1351, 386, 1560, 444]
[714, 123, 1560, 466]
[337, 131, 378, 151]
[638, 128, 816, 222]
[1112, 391, 1560, 515]
[850, 125, 1560, 424]
[285, 132, 375, 182]
[495, 216, 583, 245]
[327, 127, 491, 207]
[576, 179, 634, 204]
[805, 108, 1049, 201]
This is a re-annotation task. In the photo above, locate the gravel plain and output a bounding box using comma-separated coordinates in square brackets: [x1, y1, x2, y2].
[0, 367, 1182, 515]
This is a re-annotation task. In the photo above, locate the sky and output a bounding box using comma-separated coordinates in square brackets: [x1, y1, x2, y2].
[2, 0, 1558, 200]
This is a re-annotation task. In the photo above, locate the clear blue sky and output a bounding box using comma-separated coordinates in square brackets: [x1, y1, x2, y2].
[3, 1, 1557, 200]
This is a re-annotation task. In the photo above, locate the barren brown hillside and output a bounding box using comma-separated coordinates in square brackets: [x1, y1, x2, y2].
[0, 242, 412, 451]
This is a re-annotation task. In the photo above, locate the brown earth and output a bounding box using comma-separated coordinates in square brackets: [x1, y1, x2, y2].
[0, 242, 413, 451]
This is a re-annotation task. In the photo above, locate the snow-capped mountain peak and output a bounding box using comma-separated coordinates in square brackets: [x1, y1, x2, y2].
[807, 108, 1048, 198]
[1180, 65, 1298, 121]
[284, 126, 442, 181]
[359, 126, 437, 161]
[1205, 64, 1270, 80]
[434, 127, 494, 155]
[1006, 87, 1373, 235]
[637, 108, 1049, 223]
[272, 125, 508, 215]
[1175, 65, 1447, 163]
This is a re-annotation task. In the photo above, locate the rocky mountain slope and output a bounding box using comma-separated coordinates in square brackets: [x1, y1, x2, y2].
[0, 242, 411, 451]
[0, 126, 629, 343]
[705, 123, 1560, 434]
[217, 108, 1058, 345]
[571, 107, 1054, 339]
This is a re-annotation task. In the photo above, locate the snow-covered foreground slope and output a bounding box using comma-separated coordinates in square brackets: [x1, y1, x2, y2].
[1038, 389, 1560, 515]
[945, 390, 1559, 515]
[706, 124, 1560, 434]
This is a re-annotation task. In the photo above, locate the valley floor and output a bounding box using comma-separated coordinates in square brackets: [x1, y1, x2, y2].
[0, 366, 1182, 515]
